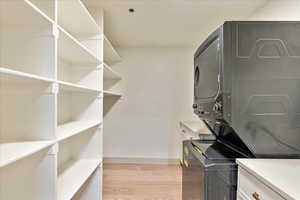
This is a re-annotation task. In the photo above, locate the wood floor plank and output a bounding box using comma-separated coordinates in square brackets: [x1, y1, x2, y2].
[103, 163, 182, 200]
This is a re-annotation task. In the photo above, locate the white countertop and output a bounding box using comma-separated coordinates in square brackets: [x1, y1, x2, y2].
[237, 159, 300, 200]
[180, 120, 211, 134]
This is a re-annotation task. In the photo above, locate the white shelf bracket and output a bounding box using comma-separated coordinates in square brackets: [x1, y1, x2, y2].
[45, 83, 59, 95]
[48, 144, 59, 155]
[97, 123, 103, 130]
[97, 162, 103, 169]
[96, 65, 103, 70]
[97, 93, 104, 99]
[52, 24, 59, 39]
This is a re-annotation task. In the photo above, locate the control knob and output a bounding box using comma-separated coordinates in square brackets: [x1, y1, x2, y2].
[192, 104, 198, 109]
[213, 102, 222, 113]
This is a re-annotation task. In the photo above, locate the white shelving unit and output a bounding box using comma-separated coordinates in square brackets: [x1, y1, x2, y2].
[0, 68, 55, 84]
[0, 0, 108, 199]
[58, 80, 101, 93]
[0, 141, 54, 168]
[104, 90, 122, 98]
[57, 0, 101, 39]
[103, 63, 121, 81]
[58, 26, 101, 65]
[57, 120, 102, 142]
[57, 128, 102, 200]
[102, 46, 122, 115]
[82, 5, 123, 114]
[103, 34, 122, 65]
[58, 159, 102, 200]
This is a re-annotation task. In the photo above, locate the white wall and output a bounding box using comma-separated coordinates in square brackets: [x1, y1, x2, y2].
[249, 0, 300, 20]
[103, 47, 199, 159]
[103, 0, 300, 160]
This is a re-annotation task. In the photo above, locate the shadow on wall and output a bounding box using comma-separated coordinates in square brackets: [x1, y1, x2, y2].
[248, 0, 300, 20]
[104, 97, 120, 116]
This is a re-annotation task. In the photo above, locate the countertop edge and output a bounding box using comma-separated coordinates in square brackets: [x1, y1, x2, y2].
[237, 159, 296, 200]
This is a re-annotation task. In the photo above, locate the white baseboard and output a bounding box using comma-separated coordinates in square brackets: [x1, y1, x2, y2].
[103, 157, 181, 165]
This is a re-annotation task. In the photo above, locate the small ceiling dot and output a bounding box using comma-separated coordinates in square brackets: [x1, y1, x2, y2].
[129, 8, 135, 13]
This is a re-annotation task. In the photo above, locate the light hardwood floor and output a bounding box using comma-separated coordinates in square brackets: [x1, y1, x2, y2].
[103, 163, 182, 200]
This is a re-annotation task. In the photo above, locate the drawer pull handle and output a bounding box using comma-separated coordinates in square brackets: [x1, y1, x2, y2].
[252, 192, 260, 200]
[194, 146, 202, 153]
[183, 159, 189, 168]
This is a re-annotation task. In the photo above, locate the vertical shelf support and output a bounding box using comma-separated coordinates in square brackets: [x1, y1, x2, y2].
[48, 143, 59, 155]
[42, 82, 59, 95]
[53, 24, 59, 39]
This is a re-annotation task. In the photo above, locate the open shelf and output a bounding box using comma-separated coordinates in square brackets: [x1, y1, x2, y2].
[0, 68, 55, 84]
[57, 120, 102, 142]
[58, 59, 101, 90]
[104, 90, 122, 98]
[0, 68, 56, 163]
[0, 141, 54, 168]
[58, 0, 101, 38]
[103, 34, 121, 65]
[71, 164, 103, 200]
[104, 63, 121, 80]
[58, 26, 101, 66]
[0, 147, 56, 200]
[57, 159, 101, 200]
[57, 127, 102, 200]
[57, 91, 102, 135]
[0, 1, 55, 78]
[103, 63, 121, 91]
[58, 80, 101, 94]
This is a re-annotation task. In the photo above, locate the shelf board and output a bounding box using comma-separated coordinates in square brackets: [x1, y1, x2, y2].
[103, 35, 121, 65]
[58, 26, 101, 66]
[103, 63, 121, 80]
[104, 90, 122, 98]
[57, 120, 102, 142]
[58, 80, 101, 93]
[58, 0, 101, 38]
[58, 159, 102, 200]
[0, 67, 54, 84]
[0, 141, 54, 168]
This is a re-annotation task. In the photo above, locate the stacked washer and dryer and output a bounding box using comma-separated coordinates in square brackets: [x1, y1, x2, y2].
[182, 21, 300, 200]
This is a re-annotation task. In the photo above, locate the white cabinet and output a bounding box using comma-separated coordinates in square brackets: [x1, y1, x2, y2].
[238, 166, 285, 200]
[237, 190, 250, 200]
[179, 120, 210, 163]
[0, 0, 121, 199]
[179, 120, 210, 140]
[237, 159, 300, 200]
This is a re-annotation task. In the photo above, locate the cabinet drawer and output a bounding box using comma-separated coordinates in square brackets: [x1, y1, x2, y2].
[238, 167, 285, 200]
[237, 190, 251, 200]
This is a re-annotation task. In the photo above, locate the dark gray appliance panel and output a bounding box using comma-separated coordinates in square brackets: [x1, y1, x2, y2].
[230, 22, 300, 157]
[182, 141, 205, 200]
[182, 140, 238, 200]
